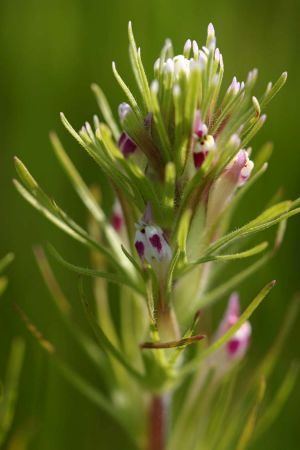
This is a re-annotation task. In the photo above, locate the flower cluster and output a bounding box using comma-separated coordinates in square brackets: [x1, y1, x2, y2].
[14, 21, 299, 450]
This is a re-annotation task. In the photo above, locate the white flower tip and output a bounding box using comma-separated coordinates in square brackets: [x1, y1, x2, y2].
[252, 96, 261, 115]
[266, 81, 273, 93]
[118, 102, 132, 121]
[208, 22, 215, 36]
[261, 114, 267, 123]
[219, 53, 224, 70]
[247, 68, 258, 83]
[165, 58, 174, 74]
[165, 38, 172, 50]
[282, 71, 288, 80]
[184, 39, 192, 53]
[230, 133, 241, 147]
[151, 79, 159, 94]
[192, 40, 199, 53]
[173, 84, 181, 97]
[154, 58, 160, 72]
[199, 52, 208, 68]
[202, 46, 209, 55]
[212, 74, 219, 86]
[262, 162, 269, 171]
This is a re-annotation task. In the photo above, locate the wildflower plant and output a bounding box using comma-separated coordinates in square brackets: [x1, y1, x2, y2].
[14, 23, 300, 450]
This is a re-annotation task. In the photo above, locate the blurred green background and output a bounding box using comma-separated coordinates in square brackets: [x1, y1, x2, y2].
[0, 0, 299, 448]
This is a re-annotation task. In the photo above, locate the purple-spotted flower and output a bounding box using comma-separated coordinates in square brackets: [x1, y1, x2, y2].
[118, 103, 137, 157]
[134, 222, 172, 266]
[192, 110, 215, 169]
[216, 293, 252, 361]
[206, 145, 254, 226]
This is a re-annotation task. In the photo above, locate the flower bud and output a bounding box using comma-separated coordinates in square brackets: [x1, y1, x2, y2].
[118, 102, 132, 123]
[225, 149, 254, 186]
[206, 149, 254, 225]
[134, 222, 172, 265]
[216, 293, 251, 360]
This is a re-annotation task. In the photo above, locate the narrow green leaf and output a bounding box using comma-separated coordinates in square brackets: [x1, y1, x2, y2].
[91, 83, 120, 140]
[33, 246, 111, 378]
[0, 277, 8, 296]
[192, 241, 268, 265]
[176, 209, 192, 253]
[121, 245, 144, 279]
[15, 304, 136, 446]
[60, 112, 86, 147]
[128, 21, 152, 111]
[166, 248, 181, 295]
[241, 114, 267, 148]
[254, 142, 273, 171]
[163, 162, 176, 213]
[254, 364, 299, 439]
[0, 253, 14, 274]
[78, 279, 144, 383]
[48, 244, 145, 296]
[112, 62, 141, 117]
[236, 378, 266, 450]
[50, 132, 105, 223]
[202, 202, 300, 258]
[197, 252, 271, 308]
[260, 72, 287, 109]
[50, 132, 133, 272]
[150, 81, 172, 162]
[0, 338, 25, 447]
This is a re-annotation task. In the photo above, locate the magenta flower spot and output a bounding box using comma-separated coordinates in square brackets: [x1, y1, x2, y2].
[135, 240, 145, 257]
[118, 132, 137, 157]
[227, 339, 240, 356]
[193, 151, 207, 169]
[149, 234, 162, 253]
[111, 213, 123, 232]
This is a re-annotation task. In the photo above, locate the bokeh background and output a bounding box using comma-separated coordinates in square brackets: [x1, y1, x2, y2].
[0, 0, 299, 448]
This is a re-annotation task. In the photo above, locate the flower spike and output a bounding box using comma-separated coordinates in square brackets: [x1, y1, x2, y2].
[14, 21, 299, 450]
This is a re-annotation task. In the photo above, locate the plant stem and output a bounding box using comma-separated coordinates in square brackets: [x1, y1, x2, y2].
[148, 395, 167, 450]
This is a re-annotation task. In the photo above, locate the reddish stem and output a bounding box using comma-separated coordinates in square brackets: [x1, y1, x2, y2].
[148, 395, 166, 450]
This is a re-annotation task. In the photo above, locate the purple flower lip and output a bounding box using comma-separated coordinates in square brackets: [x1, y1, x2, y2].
[227, 339, 240, 355]
[193, 151, 208, 169]
[192, 111, 215, 169]
[135, 240, 145, 258]
[216, 293, 252, 361]
[149, 234, 162, 253]
[118, 132, 137, 157]
[111, 213, 123, 232]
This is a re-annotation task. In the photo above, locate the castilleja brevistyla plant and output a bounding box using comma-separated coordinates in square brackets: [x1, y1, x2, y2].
[14, 23, 300, 450]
